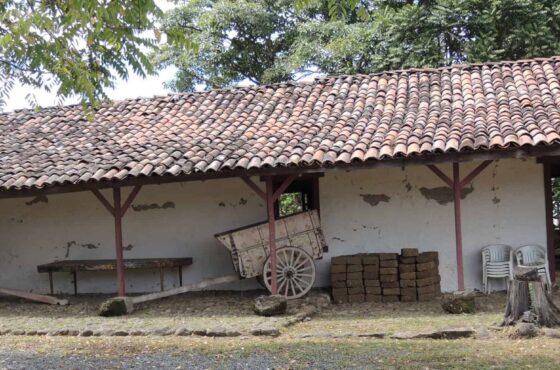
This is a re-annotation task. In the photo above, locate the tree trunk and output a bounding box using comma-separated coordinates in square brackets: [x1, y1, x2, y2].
[502, 268, 560, 327]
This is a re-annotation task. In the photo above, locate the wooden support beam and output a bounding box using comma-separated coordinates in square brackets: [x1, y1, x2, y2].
[460, 160, 493, 189]
[427, 165, 453, 188]
[241, 176, 266, 200]
[113, 187, 126, 296]
[452, 162, 465, 291]
[272, 174, 298, 202]
[266, 176, 278, 295]
[91, 189, 115, 216]
[427, 161, 493, 291]
[0, 287, 68, 305]
[130, 274, 240, 305]
[120, 185, 142, 217]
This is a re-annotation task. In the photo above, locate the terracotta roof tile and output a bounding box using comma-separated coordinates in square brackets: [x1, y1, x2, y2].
[2, 57, 560, 191]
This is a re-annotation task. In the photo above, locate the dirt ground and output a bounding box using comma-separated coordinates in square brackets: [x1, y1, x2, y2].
[1, 291, 560, 368]
[0, 290, 304, 335]
[0, 289, 507, 337]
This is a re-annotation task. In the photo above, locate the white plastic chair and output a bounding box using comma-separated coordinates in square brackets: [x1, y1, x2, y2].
[514, 245, 552, 290]
[482, 244, 513, 294]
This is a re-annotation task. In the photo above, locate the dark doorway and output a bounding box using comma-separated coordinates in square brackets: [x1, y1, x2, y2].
[543, 161, 560, 276]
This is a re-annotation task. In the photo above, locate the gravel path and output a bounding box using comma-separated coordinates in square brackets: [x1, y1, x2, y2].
[0, 349, 358, 370]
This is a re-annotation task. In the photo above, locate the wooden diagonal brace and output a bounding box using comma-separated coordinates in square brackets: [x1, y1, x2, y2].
[92, 189, 115, 216]
[121, 185, 142, 217]
[241, 176, 266, 200]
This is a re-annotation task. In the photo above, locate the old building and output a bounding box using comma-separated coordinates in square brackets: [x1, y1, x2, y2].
[1, 56, 559, 295]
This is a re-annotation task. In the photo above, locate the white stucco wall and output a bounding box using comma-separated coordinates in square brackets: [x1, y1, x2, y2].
[318, 158, 547, 292]
[0, 158, 547, 294]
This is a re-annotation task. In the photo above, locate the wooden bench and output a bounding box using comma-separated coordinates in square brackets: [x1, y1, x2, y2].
[37, 258, 193, 295]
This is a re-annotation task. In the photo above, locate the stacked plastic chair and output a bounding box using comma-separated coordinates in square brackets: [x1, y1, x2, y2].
[514, 245, 552, 290]
[482, 244, 514, 294]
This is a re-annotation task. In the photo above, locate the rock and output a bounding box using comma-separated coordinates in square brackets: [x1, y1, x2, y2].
[543, 328, 560, 338]
[357, 332, 386, 338]
[151, 328, 174, 336]
[11, 330, 25, 336]
[175, 327, 192, 336]
[25, 330, 37, 336]
[193, 329, 207, 336]
[253, 295, 287, 317]
[129, 330, 147, 336]
[79, 330, 94, 337]
[49, 329, 69, 336]
[251, 327, 281, 337]
[391, 328, 475, 340]
[441, 292, 476, 314]
[112, 330, 129, 336]
[67, 330, 80, 336]
[206, 328, 227, 337]
[98, 297, 134, 317]
[511, 323, 539, 338]
[390, 332, 419, 340]
[225, 330, 242, 337]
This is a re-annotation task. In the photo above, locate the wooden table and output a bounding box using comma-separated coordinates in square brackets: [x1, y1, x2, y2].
[37, 258, 193, 295]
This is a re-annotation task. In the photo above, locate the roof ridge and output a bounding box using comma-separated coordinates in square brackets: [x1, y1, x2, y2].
[3, 55, 560, 115]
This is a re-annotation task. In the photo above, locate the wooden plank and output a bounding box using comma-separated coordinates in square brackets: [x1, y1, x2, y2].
[0, 287, 68, 305]
[37, 258, 193, 273]
[131, 274, 240, 305]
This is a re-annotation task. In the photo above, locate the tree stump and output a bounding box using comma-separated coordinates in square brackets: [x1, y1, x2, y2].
[502, 268, 560, 327]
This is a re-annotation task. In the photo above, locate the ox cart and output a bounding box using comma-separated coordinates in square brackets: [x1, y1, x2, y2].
[215, 210, 326, 299]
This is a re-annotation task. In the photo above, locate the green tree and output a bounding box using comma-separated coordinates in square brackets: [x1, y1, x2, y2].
[0, 0, 186, 108]
[157, 0, 560, 92]
[154, 0, 320, 91]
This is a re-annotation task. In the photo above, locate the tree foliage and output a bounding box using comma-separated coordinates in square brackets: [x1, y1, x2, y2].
[0, 0, 187, 108]
[154, 0, 319, 91]
[156, 0, 560, 92]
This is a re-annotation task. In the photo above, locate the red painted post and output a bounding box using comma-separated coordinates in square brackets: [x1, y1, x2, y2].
[265, 176, 278, 294]
[452, 162, 465, 291]
[113, 187, 126, 296]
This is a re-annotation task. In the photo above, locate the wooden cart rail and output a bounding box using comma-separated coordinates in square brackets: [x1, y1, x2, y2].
[37, 258, 192, 295]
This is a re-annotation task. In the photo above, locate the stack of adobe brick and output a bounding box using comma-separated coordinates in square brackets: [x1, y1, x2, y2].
[330, 249, 441, 303]
[416, 251, 441, 301]
[399, 249, 441, 302]
[379, 253, 400, 302]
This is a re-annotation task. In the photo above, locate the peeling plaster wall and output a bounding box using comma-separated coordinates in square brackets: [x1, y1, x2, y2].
[317, 158, 547, 292]
[0, 158, 547, 294]
[0, 179, 265, 293]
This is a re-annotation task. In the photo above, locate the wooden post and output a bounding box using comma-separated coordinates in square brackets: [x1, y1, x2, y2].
[240, 175, 296, 296]
[427, 160, 493, 291]
[92, 186, 141, 297]
[543, 162, 557, 280]
[113, 187, 126, 296]
[452, 162, 465, 291]
[266, 176, 278, 294]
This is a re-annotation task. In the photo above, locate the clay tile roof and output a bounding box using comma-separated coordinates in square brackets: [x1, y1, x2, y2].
[3, 56, 560, 191]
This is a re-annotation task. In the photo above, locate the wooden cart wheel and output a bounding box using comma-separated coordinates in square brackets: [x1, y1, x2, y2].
[262, 246, 316, 299]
